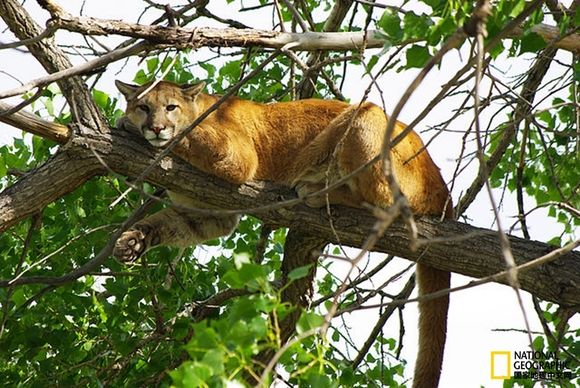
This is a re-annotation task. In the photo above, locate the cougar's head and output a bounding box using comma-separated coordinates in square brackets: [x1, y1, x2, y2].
[115, 80, 205, 147]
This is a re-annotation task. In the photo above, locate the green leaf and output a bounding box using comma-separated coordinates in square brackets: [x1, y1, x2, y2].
[202, 349, 225, 374]
[377, 10, 402, 42]
[146, 57, 159, 73]
[405, 45, 431, 68]
[532, 336, 545, 352]
[306, 372, 334, 388]
[403, 11, 433, 41]
[509, 0, 526, 18]
[43, 97, 54, 117]
[296, 312, 324, 334]
[92, 89, 109, 109]
[519, 32, 546, 54]
[365, 54, 379, 72]
[223, 262, 267, 289]
[537, 110, 554, 127]
[340, 367, 355, 385]
[133, 69, 151, 84]
[170, 361, 213, 387]
[287, 264, 313, 281]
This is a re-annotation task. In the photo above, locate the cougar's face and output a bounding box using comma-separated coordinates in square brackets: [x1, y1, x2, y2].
[116, 80, 205, 148]
[127, 92, 184, 147]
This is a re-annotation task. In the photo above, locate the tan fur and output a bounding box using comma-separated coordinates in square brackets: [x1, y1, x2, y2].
[114, 80, 452, 387]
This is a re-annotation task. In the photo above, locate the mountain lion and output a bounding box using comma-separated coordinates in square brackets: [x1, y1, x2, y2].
[114, 80, 452, 388]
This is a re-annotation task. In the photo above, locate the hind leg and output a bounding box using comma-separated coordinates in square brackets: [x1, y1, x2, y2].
[291, 102, 393, 209]
[334, 103, 395, 208]
[294, 182, 364, 208]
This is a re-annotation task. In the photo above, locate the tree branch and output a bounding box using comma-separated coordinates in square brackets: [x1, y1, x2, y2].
[0, 148, 101, 232]
[0, 41, 148, 100]
[23, 3, 580, 54]
[351, 275, 415, 369]
[456, 45, 558, 215]
[297, 0, 353, 98]
[1, 125, 577, 305]
[0, 0, 104, 131]
[0, 101, 70, 143]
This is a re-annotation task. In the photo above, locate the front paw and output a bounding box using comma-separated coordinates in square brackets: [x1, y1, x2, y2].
[114, 229, 147, 262]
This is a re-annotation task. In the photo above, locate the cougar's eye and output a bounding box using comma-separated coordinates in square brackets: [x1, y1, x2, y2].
[137, 104, 150, 113]
[166, 104, 178, 112]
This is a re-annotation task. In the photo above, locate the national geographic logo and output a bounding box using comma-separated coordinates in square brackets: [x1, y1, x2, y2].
[491, 350, 574, 381]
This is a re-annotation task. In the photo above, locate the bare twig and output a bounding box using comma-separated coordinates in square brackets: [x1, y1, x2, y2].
[0, 25, 56, 50]
[278, 0, 309, 32]
[351, 275, 415, 368]
[0, 41, 148, 100]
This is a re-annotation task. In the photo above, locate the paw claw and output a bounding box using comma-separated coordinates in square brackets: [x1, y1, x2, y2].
[114, 229, 147, 262]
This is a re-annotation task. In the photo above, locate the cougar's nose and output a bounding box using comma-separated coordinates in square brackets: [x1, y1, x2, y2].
[150, 126, 164, 135]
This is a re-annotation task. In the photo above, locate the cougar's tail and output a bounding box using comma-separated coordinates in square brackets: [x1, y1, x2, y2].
[412, 263, 451, 388]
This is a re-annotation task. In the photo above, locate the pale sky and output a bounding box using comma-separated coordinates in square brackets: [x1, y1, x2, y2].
[0, 1, 577, 387]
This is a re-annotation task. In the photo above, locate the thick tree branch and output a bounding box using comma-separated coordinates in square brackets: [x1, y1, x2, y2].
[0, 0, 105, 132]
[0, 101, 69, 143]
[25, 3, 580, 54]
[0, 149, 102, 232]
[104, 133, 580, 307]
[0, 124, 577, 306]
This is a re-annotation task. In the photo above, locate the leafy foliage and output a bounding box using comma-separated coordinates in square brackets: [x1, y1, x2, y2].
[0, 0, 578, 387]
[502, 303, 579, 388]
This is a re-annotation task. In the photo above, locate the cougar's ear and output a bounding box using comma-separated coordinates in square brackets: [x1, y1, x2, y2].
[115, 80, 140, 100]
[181, 82, 205, 99]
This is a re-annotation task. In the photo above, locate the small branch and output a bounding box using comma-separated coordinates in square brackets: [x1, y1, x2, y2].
[0, 87, 44, 117]
[6, 224, 115, 285]
[455, 45, 559, 215]
[0, 41, 147, 100]
[254, 224, 273, 264]
[312, 254, 394, 307]
[0, 25, 56, 50]
[278, 0, 309, 32]
[351, 275, 415, 368]
[297, 0, 354, 99]
[191, 288, 252, 322]
[0, 194, 156, 287]
[193, 1, 250, 29]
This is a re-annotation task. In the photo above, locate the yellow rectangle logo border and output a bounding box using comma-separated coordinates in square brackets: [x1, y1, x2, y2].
[491, 351, 512, 379]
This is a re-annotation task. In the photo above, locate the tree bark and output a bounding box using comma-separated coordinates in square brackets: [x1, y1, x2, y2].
[0, 101, 69, 144]
[0, 0, 106, 133]
[0, 0, 578, 321]
[29, 2, 580, 54]
[0, 124, 577, 306]
[0, 148, 101, 231]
